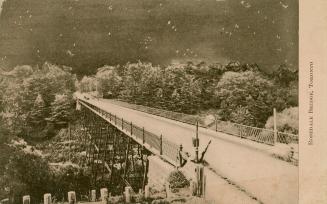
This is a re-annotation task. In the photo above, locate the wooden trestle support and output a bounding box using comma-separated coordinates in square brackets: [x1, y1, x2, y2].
[80, 105, 150, 195]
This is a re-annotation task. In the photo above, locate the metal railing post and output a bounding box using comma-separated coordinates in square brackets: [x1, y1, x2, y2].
[215, 117, 218, 132]
[160, 134, 163, 155]
[142, 127, 145, 144]
[273, 108, 277, 144]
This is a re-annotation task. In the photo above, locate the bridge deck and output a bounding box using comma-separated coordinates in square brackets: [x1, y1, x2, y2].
[77, 94, 298, 204]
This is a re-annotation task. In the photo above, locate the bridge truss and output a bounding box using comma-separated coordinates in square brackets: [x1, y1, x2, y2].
[78, 99, 182, 195]
[80, 104, 150, 195]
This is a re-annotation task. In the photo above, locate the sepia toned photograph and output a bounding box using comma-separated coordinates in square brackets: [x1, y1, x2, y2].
[0, 0, 302, 203]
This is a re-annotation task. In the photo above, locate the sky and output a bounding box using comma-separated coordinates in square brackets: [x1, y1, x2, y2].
[0, 0, 298, 75]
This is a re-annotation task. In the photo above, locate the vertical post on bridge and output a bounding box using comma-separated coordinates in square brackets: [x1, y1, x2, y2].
[91, 189, 96, 202]
[273, 108, 277, 144]
[68, 191, 76, 204]
[215, 116, 218, 132]
[160, 134, 163, 155]
[195, 121, 199, 163]
[142, 127, 145, 144]
[44, 193, 51, 204]
[22, 195, 30, 204]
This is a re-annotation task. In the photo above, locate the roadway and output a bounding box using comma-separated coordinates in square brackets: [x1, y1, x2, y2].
[79, 96, 298, 204]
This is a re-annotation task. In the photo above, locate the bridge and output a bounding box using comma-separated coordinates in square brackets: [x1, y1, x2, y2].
[75, 93, 298, 204]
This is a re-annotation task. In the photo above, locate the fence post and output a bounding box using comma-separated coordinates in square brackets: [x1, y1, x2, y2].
[44, 193, 51, 204]
[67, 191, 76, 204]
[273, 108, 277, 144]
[91, 189, 96, 202]
[115, 115, 117, 125]
[125, 186, 132, 203]
[22, 195, 30, 204]
[142, 127, 145, 144]
[100, 188, 108, 202]
[131, 122, 133, 135]
[122, 118, 124, 129]
[215, 116, 218, 132]
[179, 144, 183, 166]
[160, 134, 163, 155]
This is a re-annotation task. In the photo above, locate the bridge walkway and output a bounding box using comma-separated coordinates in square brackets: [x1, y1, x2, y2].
[77, 95, 297, 204]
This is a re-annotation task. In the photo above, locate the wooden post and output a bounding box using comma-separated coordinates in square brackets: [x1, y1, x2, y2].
[215, 116, 218, 132]
[91, 189, 96, 201]
[22, 195, 30, 204]
[160, 134, 163, 155]
[142, 127, 145, 144]
[125, 186, 132, 203]
[195, 121, 199, 163]
[144, 185, 150, 199]
[100, 188, 108, 202]
[44, 193, 51, 204]
[131, 122, 133, 135]
[67, 191, 76, 204]
[194, 165, 205, 197]
[273, 108, 277, 144]
[179, 144, 183, 166]
[122, 118, 124, 129]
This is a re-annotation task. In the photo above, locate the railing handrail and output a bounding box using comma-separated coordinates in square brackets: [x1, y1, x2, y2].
[77, 98, 181, 166]
[105, 99, 298, 144]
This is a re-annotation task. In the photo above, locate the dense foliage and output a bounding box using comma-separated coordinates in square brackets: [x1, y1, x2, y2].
[0, 63, 91, 202]
[1, 62, 77, 139]
[79, 61, 298, 128]
[265, 107, 299, 134]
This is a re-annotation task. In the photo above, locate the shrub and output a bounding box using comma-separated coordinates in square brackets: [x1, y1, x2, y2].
[167, 170, 190, 189]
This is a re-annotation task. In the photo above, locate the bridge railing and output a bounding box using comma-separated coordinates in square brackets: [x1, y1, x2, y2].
[107, 100, 298, 146]
[78, 99, 180, 166]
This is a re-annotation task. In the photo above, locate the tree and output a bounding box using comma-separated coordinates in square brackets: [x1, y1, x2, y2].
[215, 71, 276, 127]
[3, 151, 52, 204]
[1, 62, 77, 137]
[95, 66, 122, 98]
[272, 64, 298, 86]
[27, 94, 47, 128]
[48, 94, 74, 126]
[79, 76, 96, 93]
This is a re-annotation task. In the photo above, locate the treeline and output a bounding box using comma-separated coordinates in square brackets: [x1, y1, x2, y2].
[79, 61, 298, 129]
[0, 62, 77, 139]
